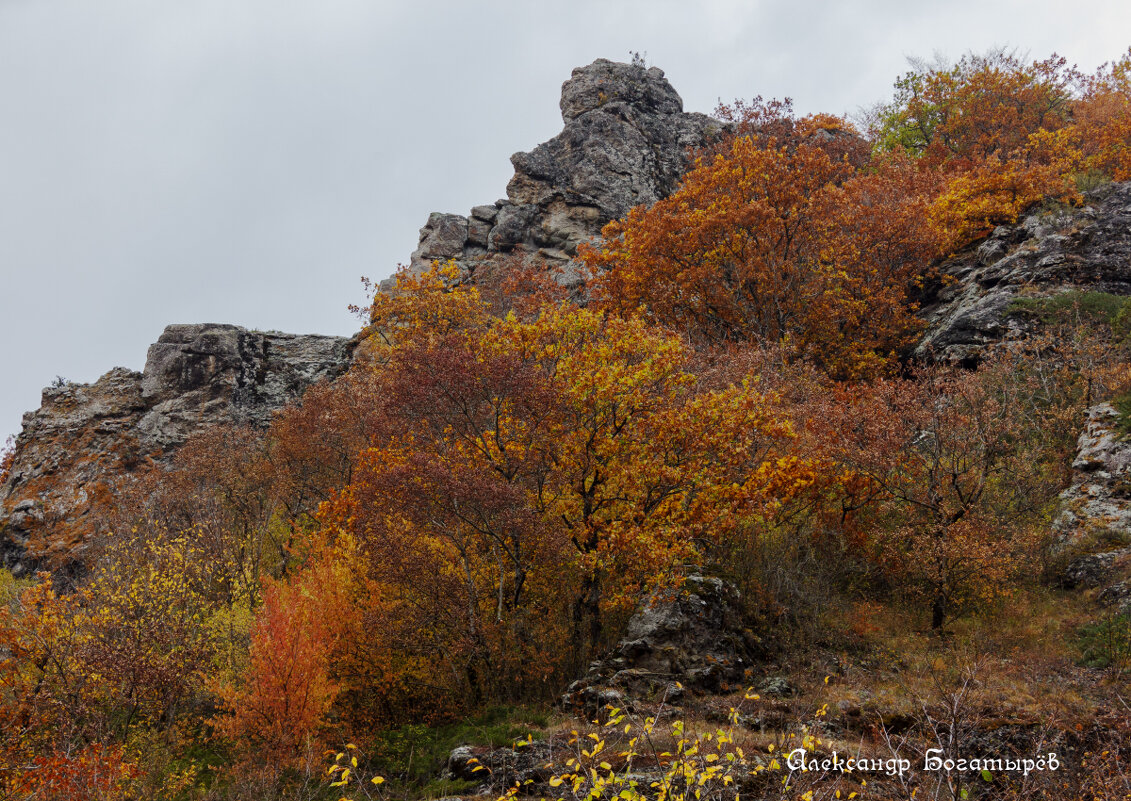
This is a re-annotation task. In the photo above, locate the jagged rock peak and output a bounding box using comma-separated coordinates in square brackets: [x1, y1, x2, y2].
[558, 58, 684, 121]
[397, 59, 727, 295]
[0, 323, 351, 577]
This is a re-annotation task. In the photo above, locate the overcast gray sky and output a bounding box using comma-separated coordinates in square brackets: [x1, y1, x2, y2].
[2, 0, 1129, 443]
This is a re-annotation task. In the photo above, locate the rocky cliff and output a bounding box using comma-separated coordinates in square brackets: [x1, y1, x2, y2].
[916, 181, 1131, 361]
[0, 324, 350, 576]
[391, 58, 726, 294]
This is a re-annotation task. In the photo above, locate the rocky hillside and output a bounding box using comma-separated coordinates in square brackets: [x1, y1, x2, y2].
[0, 324, 350, 576]
[0, 59, 727, 577]
[5, 58, 1131, 583]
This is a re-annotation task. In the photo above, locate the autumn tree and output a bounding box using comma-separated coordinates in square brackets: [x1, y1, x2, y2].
[584, 116, 944, 378]
[820, 351, 1086, 629]
[871, 49, 1089, 245]
[262, 369, 386, 529]
[79, 525, 221, 734]
[312, 266, 812, 711]
[0, 579, 149, 799]
[873, 50, 1078, 164]
[1075, 47, 1131, 181]
[214, 536, 363, 765]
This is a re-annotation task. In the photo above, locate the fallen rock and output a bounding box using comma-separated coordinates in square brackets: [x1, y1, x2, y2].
[444, 739, 559, 793]
[756, 675, 797, 697]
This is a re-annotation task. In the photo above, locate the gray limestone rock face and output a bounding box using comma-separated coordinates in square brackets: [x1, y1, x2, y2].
[916, 182, 1131, 361]
[1053, 403, 1131, 549]
[408, 213, 471, 272]
[396, 58, 727, 299]
[485, 204, 539, 253]
[1063, 548, 1131, 590]
[0, 324, 351, 576]
[1054, 403, 1131, 617]
[1098, 579, 1131, 614]
[137, 324, 350, 447]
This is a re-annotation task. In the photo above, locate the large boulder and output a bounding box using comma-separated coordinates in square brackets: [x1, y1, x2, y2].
[561, 574, 761, 714]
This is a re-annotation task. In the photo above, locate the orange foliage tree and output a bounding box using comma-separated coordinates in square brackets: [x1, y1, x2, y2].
[874, 51, 1078, 164]
[214, 537, 362, 765]
[583, 115, 944, 378]
[1075, 47, 1131, 181]
[818, 352, 1085, 629]
[871, 49, 1114, 245]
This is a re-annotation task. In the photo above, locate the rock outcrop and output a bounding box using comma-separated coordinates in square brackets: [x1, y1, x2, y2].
[391, 58, 726, 295]
[0, 324, 351, 576]
[561, 574, 761, 714]
[445, 740, 562, 795]
[1055, 403, 1131, 615]
[916, 181, 1131, 361]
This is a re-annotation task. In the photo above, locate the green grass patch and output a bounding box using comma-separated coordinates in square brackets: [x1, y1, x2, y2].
[1074, 169, 1114, 194]
[1006, 290, 1131, 328]
[0, 567, 34, 607]
[366, 705, 551, 792]
[1077, 611, 1131, 672]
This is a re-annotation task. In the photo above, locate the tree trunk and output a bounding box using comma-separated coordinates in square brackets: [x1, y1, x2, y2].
[931, 592, 946, 631]
[572, 571, 603, 655]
